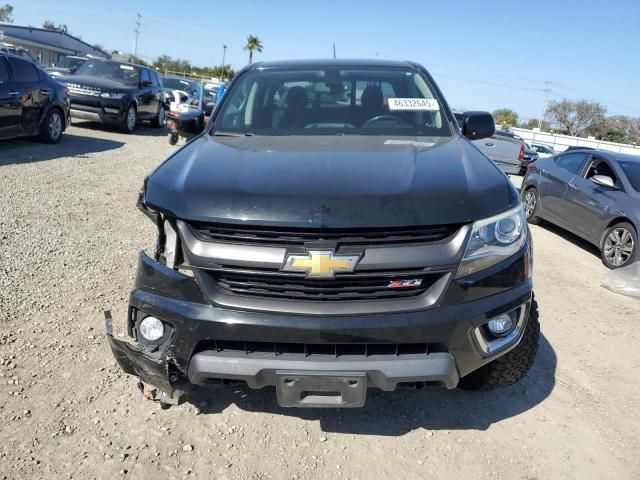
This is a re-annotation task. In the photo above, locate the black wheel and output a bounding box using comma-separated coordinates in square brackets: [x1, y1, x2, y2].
[151, 105, 166, 128]
[39, 108, 64, 144]
[121, 104, 137, 133]
[522, 188, 541, 225]
[601, 222, 637, 269]
[168, 132, 179, 145]
[460, 297, 540, 391]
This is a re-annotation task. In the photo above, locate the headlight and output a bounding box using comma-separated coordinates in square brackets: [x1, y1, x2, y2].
[456, 206, 527, 278]
[100, 92, 126, 99]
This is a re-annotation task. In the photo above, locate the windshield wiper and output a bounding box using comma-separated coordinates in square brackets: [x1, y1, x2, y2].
[213, 131, 255, 137]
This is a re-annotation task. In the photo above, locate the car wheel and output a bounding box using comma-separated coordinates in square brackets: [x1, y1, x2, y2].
[151, 105, 166, 128]
[39, 108, 63, 144]
[522, 188, 541, 225]
[601, 222, 637, 269]
[121, 104, 137, 133]
[168, 131, 179, 145]
[459, 296, 540, 391]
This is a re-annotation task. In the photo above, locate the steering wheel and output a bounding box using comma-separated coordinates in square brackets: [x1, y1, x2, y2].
[362, 114, 409, 128]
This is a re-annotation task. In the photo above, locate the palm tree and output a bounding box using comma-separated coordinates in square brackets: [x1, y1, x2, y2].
[244, 35, 263, 64]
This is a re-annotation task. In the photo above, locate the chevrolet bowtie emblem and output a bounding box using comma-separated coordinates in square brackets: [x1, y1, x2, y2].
[282, 250, 360, 278]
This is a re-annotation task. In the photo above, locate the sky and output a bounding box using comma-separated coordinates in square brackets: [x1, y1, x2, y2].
[8, 0, 640, 121]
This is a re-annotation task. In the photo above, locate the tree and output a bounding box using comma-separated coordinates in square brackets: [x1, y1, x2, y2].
[518, 118, 550, 131]
[244, 35, 263, 64]
[587, 115, 640, 144]
[547, 99, 606, 136]
[42, 20, 69, 33]
[210, 64, 234, 81]
[0, 3, 13, 22]
[493, 108, 519, 126]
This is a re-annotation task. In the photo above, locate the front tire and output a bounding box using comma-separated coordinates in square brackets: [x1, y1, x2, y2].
[151, 105, 166, 128]
[121, 104, 137, 133]
[39, 108, 64, 144]
[460, 297, 540, 391]
[601, 222, 637, 269]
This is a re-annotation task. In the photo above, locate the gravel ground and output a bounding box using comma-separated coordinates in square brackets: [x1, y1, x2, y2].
[1, 125, 639, 480]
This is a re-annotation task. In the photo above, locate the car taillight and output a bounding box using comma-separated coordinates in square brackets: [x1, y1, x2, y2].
[518, 144, 525, 161]
[526, 162, 537, 172]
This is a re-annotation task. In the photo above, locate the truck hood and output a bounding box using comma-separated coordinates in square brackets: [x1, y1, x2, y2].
[59, 75, 133, 92]
[144, 135, 518, 228]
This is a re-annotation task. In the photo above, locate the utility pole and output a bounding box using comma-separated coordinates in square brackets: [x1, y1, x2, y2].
[539, 80, 551, 129]
[133, 13, 142, 58]
[221, 44, 227, 79]
[333, 43, 336, 59]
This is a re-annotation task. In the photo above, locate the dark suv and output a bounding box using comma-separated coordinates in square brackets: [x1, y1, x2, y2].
[0, 53, 69, 143]
[60, 58, 165, 133]
[106, 59, 539, 408]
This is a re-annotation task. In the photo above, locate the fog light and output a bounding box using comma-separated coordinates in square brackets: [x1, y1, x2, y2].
[139, 316, 164, 341]
[487, 313, 514, 336]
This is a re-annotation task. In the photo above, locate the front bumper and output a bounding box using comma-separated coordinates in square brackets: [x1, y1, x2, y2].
[106, 240, 533, 401]
[69, 97, 127, 124]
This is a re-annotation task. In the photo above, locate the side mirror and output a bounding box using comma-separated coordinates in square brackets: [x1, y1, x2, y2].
[459, 111, 495, 140]
[591, 175, 616, 189]
[141, 80, 153, 87]
[178, 110, 205, 138]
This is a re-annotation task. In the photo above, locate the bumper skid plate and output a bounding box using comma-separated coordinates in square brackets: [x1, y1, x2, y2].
[276, 371, 367, 408]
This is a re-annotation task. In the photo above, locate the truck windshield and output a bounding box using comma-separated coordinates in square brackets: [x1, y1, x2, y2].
[57, 57, 85, 69]
[213, 67, 451, 136]
[75, 60, 140, 86]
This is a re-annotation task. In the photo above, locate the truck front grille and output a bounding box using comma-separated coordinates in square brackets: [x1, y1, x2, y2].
[211, 270, 440, 301]
[66, 83, 101, 97]
[189, 222, 460, 246]
[195, 339, 448, 359]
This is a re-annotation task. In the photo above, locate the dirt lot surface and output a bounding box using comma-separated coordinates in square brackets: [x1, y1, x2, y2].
[1, 125, 639, 480]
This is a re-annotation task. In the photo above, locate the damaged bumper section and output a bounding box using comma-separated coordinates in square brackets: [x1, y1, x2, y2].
[105, 247, 533, 407]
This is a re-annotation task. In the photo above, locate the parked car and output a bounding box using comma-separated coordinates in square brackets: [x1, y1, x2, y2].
[60, 58, 165, 133]
[521, 143, 540, 175]
[45, 55, 88, 77]
[454, 115, 523, 174]
[522, 149, 640, 268]
[530, 143, 555, 158]
[0, 53, 69, 143]
[565, 145, 595, 152]
[0, 42, 38, 64]
[106, 59, 539, 409]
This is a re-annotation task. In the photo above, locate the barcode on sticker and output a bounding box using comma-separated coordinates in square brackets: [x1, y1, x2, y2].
[388, 98, 439, 111]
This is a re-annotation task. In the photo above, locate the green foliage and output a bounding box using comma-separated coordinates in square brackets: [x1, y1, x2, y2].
[518, 118, 551, 131]
[244, 35, 263, 64]
[547, 99, 606, 137]
[493, 108, 519, 126]
[42, 20, 69, 33]
[153, 54, 235, 81]
[0, 3, 13, 22]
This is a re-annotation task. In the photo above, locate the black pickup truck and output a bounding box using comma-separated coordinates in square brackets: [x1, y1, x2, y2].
[107, 59, 539, 408]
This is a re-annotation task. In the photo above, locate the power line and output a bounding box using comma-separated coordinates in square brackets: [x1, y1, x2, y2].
[432, 72, 547, 92]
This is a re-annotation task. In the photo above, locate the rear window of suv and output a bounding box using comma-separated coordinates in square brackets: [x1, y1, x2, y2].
[213, 67, 451, 137]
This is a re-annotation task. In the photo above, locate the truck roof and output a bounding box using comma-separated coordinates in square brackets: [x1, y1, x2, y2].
[250, 58, 417, 69]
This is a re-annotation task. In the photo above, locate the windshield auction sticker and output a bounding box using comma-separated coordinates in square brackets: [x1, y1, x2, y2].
[388, 98, 439, 111]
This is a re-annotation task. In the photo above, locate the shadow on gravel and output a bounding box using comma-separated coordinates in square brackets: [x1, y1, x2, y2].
[185, 334, 556, 435]
[72, 120, 169, 138]
[0, 133, 124, 166]
[537, 220, 601, 260]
